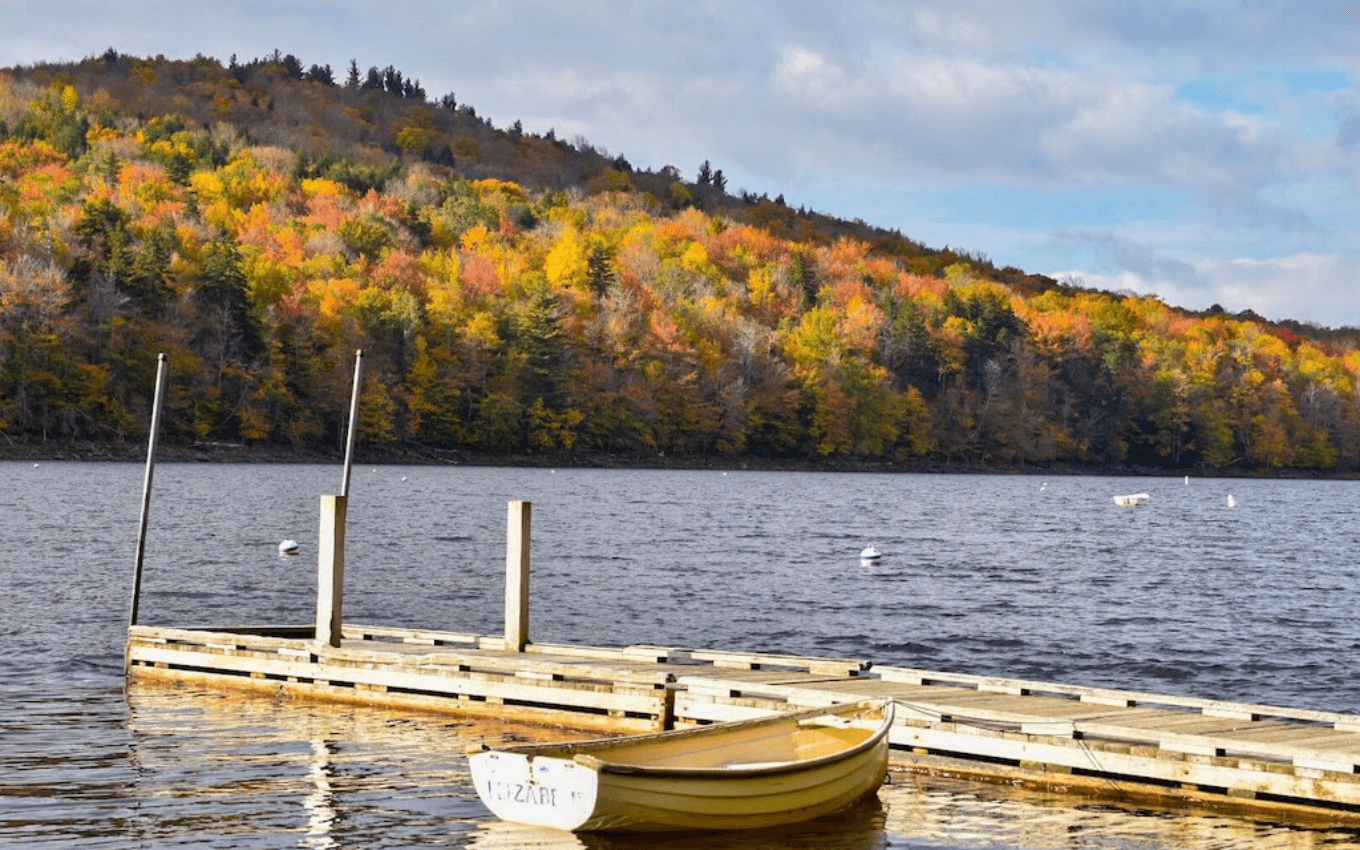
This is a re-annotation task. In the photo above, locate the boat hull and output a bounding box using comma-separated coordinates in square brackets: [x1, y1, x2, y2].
[469, 700, 893, 832]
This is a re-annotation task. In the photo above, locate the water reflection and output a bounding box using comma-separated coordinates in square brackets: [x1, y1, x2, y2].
[303, 739, 338, 850]
[124, 684, 489, 848]
[880, 775, 1360, 850]
[466, 796, 888, 850]
[463, 777, 1360, 850]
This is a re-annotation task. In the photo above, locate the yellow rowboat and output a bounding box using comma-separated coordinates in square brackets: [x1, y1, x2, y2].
[468, 699, 893, 833]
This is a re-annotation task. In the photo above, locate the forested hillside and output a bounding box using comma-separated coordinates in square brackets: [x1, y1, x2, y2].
[2, 50, 1359, 473]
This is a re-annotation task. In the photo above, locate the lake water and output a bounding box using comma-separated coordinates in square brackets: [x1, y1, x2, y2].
[6, 461, 1360, 848]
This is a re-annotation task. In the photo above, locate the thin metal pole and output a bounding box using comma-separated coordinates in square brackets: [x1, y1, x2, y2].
[340, 350, 363, 498]
[129, 353, 168, 628]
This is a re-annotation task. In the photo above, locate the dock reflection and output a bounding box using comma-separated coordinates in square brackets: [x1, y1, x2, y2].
[303, 739, 339, 850]
[879, 773, 1360, 850]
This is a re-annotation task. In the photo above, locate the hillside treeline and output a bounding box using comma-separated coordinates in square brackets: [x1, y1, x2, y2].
[2, 53, 1359, 473]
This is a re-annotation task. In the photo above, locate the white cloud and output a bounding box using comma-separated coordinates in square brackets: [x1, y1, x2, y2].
[1054, 252, 1360, 329]
[771, 46, 854, 108]
[1197, 253, 1360, 328]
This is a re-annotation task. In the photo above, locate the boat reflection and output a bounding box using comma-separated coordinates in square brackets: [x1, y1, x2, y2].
[465, 795, 889, 850]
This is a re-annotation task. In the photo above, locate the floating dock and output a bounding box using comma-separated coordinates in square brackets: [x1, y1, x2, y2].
[124, 354, 1360, 825]
[128, 616, 1360, 825]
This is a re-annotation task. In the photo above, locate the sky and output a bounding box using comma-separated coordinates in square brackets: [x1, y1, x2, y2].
[6, 1, 1360, 328]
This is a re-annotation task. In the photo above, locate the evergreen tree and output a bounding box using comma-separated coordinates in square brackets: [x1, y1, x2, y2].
[512, 284, 567, 409]
[195, 237, 263, 363]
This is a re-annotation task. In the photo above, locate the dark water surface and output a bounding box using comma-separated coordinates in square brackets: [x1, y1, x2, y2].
[6, 462, 1360, 848]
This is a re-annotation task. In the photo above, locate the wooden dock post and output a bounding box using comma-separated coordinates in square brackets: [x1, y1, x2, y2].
[505, 501, 531, 652]
[316, 349, 361, 649]
[316, 495, 347, 648]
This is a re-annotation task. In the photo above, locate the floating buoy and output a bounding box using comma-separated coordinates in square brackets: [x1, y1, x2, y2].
[859, 546, 882, 566]
[1227, 494, 1237, 508]
[278, 539, 300, 556]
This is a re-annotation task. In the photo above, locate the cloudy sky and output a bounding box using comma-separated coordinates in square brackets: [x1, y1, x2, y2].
[6, 1, 1360, 327]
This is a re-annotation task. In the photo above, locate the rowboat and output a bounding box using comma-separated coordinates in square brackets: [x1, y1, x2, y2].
[468, 699, 894, 833]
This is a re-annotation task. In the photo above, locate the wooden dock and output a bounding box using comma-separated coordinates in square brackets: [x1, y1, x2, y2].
[127, 621, 1360, 824]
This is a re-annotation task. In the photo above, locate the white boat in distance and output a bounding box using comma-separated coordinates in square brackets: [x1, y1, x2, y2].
[468, 699, 893, 833]
[1113, 493, 1150, 507]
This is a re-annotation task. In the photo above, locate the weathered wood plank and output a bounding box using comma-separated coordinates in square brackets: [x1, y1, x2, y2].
[129, 641, 669, 719]
[524, 641, 689, 663]
[349, 624, 482, 646]
[1216, 723, 1339, 743]
[874, 664, 1360, 727]
[889, 721, 1360, 803]
[687, 648, 868, 676]
[333, 645, 673, 687]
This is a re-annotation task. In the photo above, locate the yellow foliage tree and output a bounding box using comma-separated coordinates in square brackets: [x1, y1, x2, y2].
[544, 226, 588, 290]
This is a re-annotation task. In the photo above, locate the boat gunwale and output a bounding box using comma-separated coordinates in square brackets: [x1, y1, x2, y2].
[578, 722, 889, 778]
[476, 699, 893, 779]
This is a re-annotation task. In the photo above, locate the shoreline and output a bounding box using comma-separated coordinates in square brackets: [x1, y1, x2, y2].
[1, 438, 1354, 480]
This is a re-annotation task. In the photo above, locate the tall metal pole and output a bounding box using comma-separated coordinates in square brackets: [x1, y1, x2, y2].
[129, 353, 168, 628]
[340, 350, 363, 498]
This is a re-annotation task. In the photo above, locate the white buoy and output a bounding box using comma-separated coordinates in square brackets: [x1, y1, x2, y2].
[859, 546, 882, 566]
[279, 539, 300, 556]
[1227, 494, 1237, 508]
[1184, 475, 1189, 485]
